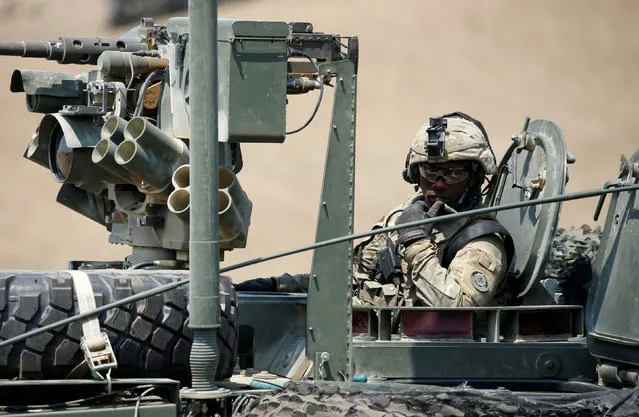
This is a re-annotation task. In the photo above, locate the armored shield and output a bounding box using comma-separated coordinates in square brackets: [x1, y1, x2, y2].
[586, 149, 639, 373]
[486, 119, 568, 297]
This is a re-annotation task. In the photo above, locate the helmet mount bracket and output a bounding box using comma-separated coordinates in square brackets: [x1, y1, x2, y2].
[426, 116, 447, 158]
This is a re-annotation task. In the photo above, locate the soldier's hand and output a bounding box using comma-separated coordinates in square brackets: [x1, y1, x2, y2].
[426, 200, 445, 217]
[396, 200, 443, 247]
[396, 201, 427, 247]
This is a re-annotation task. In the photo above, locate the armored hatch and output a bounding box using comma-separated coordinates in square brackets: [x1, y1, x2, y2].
[586, 148, 639, 384]
[486, 118, 569, 298]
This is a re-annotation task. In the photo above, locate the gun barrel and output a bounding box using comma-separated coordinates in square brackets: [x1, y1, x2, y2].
[0, 38, 148, 65]
[0, 41, 51, 57]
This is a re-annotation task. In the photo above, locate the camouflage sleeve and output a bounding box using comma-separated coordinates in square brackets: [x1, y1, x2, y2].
[401, 234, 507, 307]
[352, 208, 406, 283]
[351, 194, 422, 305]
[352, 233, 386, 283]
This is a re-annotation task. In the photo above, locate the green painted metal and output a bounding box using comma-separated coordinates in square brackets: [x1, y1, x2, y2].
[0, 379, 180, 415]
[10, 70, 83, 96]
[306, 59, 357, 381]
[169, 17, 289, 143]
[237, 293, 307, 373]
[10, 70, 84, 113]
[351, 342, 597, 380]
[187, 0, 220, 391]
[226, 30, 288, 143]
[587, 148, 639, 368]
[230, 21, 290, 38]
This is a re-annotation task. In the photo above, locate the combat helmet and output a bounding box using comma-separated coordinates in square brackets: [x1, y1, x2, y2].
[403, 112, 497, 185]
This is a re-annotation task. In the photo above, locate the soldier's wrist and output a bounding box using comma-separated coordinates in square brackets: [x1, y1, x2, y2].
[400, 238, 431, 264]
[397, 229, 427, 248]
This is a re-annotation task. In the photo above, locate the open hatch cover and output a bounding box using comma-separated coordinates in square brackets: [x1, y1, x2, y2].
[487, 119, 569, 298]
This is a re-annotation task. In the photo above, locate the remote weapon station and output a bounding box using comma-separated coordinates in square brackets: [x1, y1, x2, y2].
[0, 1, 638, 415]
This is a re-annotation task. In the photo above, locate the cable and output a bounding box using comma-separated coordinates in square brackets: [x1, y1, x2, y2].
[285, 49, 325, 135]
[129, 260, 187, 270]
[285, 81, 324, 135]
[133, 386, 156, 417]
[133, 69, 166, 117]
[129, 261, 156, 270]
[127, 53, 137, 90]
[1, 182, 638, 350]
[232, 394, 259, 415]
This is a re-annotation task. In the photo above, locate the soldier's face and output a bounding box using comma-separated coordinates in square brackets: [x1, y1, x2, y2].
[419, 161, 471, 207]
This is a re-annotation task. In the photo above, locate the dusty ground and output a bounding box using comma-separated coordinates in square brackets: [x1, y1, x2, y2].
[0, 0, 637, 282]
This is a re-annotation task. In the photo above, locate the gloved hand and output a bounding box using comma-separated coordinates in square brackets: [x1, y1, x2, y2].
[396, 200, 444, 248]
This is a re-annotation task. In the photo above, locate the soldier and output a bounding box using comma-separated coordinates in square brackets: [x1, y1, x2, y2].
[235, 112, 514, 307]
[352, 112, 513, 307]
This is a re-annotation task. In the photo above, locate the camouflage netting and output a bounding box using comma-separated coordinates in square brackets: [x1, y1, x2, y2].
[543, 225, 602, 305]
[545, 225, 602, 280]
[235, 381, 639, 417]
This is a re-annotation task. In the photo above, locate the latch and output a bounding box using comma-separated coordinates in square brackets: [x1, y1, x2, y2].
[315, 351, 330, 380]
[81, 332, 118, 378]
[525, 170, 546, 199]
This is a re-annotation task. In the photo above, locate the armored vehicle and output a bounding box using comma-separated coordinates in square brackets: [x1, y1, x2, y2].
[0, 2, 638, 415]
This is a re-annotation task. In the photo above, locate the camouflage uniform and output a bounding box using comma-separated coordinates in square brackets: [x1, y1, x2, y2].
[353, 114, 510, 307]
[237, 113, 512, 307]
[352, 194, 508, 307]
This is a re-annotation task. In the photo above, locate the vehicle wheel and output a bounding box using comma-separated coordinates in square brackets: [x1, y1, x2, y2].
[0, 270, 238, 384]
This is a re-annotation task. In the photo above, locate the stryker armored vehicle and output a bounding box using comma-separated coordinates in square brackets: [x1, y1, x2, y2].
[0, 2, 638, 415]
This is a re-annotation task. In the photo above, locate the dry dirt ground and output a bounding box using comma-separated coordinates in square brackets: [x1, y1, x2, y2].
[0, 0, 637, 282]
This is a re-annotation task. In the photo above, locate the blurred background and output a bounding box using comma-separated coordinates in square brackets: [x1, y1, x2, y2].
[0, 0, 637, 281]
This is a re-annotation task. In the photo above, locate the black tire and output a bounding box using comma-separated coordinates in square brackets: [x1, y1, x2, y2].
[0, 270, 238, 384]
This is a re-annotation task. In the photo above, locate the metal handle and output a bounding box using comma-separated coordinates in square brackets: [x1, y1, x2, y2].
[593, 179, 622, 221]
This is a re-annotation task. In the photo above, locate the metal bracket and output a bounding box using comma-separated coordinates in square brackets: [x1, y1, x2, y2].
[525, 169, 546, 199]
[60, 81, 125, 116]
[315, 352, 330, 380]
[180, 387, 231, 400]
[510, 116, 539, 190]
